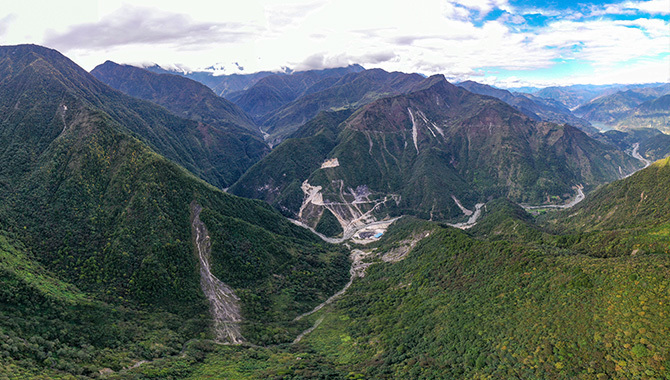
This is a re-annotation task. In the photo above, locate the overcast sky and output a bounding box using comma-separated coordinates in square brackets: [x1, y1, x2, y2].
[1, 0, 668, 87]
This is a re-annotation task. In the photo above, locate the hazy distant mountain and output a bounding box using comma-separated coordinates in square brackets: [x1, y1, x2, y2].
[92, 61, 260, 133]
[228, 64, 365, 120]
[144, 64, 278, 97]
[458, 80, 597, 134]
[573, 90, 657, 126]
[533, 83, 668, 110]
[616, 94, 670, 133]
[534, 86, 606, 109]
[259, 69, 425, 144]
[233, 75, 640, 227]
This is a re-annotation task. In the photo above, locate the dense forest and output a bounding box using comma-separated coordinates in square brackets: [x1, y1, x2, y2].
[1, 44, 669, 380]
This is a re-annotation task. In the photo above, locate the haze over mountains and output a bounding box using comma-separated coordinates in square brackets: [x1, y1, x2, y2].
[1, 44, 670, 379]
[457, 80, 598, 135]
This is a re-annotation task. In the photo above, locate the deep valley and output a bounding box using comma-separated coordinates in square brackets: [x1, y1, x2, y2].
[1, 43, 669, 380]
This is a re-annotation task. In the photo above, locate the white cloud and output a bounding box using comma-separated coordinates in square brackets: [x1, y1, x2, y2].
[0, 0, 667, 85]
[263, 0, 328, 31]
[586, 0, 670, 16]
[447, 0, 511, 15]
[567, 57, 670, 85]
[531, 18, 670, 66]
[624, 0, 670, 14]
[44, 6, 261, 51]
[0, 14, 16, 37]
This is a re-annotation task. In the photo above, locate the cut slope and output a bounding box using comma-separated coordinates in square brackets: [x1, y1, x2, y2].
[229, 110, 353, 216]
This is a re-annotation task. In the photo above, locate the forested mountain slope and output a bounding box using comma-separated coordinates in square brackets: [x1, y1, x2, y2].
[228, 65, 364, 120]
[617, 94, 670, 134]
[0, 44, 348, 378]
[0, 44, 265, 188]
[235, 75, 640, 231]
[258, 69, 425, 143]
[91, 61, 261, 134]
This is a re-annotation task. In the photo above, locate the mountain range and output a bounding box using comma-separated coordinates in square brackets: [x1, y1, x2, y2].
[458, 80, 598, 134]
[617, 94, 670, 133]
[91, 61, 260, 134]
[143, 64, 279, 97]
[0, 44, 349, 377]
[1, 44, 670, 379]
[232, 74, 642, 232]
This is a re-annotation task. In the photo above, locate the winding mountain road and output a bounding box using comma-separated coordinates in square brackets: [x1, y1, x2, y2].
[293, 249, 373, 323]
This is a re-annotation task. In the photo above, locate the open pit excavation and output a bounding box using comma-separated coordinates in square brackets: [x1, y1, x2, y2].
[297, 179, 400, 242]
[191, 203, 244, 344]
[290, 217, 400, 244]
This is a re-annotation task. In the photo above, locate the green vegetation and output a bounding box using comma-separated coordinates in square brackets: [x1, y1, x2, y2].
[230, 65, 363, 121]
[617, 94, 670, 134]
[0, 230, 210, 379]
[468, 198, 545, 242]
[597, 128, 670, 162]
[2, 44, 670, 380]
[0, 44, 265, 189]
[109, 202, 670, 379]
[229, 110, 350, 217]
[91, 61, 270, 187]
[202, 209, 349, 344]
[314, 209, 344, 238]
[459, 80, 598, 134]
[285, 213, 670, 379]
[260, 69, 423, 141]
[91, 61, 259, 133]
[0, 44, 349, 378]
[305, 76, 640, 222]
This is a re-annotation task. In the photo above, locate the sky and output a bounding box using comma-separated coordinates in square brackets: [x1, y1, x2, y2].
[0, 0, 668, 88]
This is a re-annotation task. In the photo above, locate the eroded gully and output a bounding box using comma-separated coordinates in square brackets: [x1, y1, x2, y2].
[191, 202, 244, 344]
